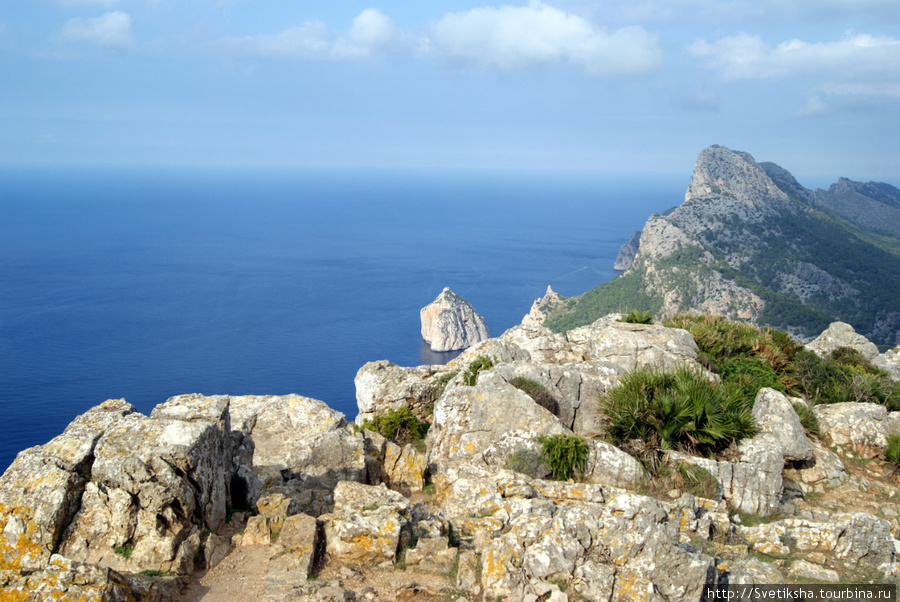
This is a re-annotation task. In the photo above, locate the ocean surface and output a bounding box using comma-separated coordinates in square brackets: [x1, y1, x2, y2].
[0, 166, 685, 472]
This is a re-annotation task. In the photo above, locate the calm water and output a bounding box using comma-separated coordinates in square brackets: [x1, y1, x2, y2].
[0, 166, 685, 471]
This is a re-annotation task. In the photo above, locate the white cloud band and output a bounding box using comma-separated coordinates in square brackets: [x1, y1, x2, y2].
[428, 2, 663, 77]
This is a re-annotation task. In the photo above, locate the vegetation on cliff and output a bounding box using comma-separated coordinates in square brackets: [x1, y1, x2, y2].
[541, 146, 900, 346]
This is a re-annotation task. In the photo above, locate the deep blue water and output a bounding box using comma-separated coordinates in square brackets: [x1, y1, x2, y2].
[0, 167, 685, 471]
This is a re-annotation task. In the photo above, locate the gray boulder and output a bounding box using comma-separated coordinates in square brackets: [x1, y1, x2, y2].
[354, 360, 454, 425]
[320, 481, 411, 564]
[806, 321, 881, 361]
[815, 402, 900, 453]
[0, 399, 137, 571]
[420, 287, 489, 351]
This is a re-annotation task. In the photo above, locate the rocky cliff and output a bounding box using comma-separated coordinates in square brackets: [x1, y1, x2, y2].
[541, 145, 900, 346]
[420, 287, 489, 352]
[3, 315, 900, 601]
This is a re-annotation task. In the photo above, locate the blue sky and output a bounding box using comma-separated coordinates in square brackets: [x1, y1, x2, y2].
[2, 0, 899, 183]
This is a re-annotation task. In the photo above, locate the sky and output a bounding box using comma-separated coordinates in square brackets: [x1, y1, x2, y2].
[2, 0, 899, 184]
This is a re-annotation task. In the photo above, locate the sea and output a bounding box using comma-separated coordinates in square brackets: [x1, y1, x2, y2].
[0, 166, 686, 472]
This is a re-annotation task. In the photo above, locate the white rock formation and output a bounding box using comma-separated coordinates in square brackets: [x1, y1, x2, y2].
[419, 287, 489, 351]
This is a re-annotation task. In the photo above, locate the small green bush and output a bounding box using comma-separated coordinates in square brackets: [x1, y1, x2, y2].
[509, 376, 556, 414]
[113, 544, 134, 559]
[539, 434, 589, 481]
[601, 366, 757, 462]
[618, 309, 653, 324]
[885, 432, 900, 467]
[463, 355, 494, 386]
[793, 348, 900, 409]
[792, 402, 821, 438]
[506, 447, 550, 479]
[719, 356, 785, 398]
[360, 405, 429, 445]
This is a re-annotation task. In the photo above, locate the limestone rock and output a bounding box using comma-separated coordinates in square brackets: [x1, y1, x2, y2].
[368, 434, 427, 495]
[721, 557, 785, 584]
[752, 388, 814, 463]
[0, 399, 137, 571]
[59, 406, 228, 574]
[521, 285, 563, 328]
[806, 321, 881, 361]
[229, 394, 366, 491]
[265, 513, 318, 600]
[353, 360, 454, 424]
[614, 229, 642, 271]
[787, 559, 840, 582]
[427, 371, 571, 471]
[404, 536, 457, 574]
[815, 402, 900, 454]
[0, 554, 138, 601]
[420, 287, 489, 352]
[783, 438, 847, 490]
[321, 481, 411, 564]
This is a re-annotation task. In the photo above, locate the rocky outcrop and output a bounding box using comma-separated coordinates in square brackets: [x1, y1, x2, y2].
[521, 285, 563, 328]
[807, 321, 900, 380]
[613, 229, 642, 271]
[0, 393, 412, 599]
[7, 315, 900, 599]
[354, 360, 455, 424]
[420, 287, 489, 351]
[320, 481, 411, 565]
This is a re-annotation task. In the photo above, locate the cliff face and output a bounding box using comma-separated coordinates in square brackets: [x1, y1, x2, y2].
[543, 145, 900, 345]
[420, 287, 489, 351]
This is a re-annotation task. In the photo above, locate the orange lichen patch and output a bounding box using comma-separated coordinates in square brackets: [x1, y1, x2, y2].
[0, 505, 48, 571]
[0, 589, 31, 602]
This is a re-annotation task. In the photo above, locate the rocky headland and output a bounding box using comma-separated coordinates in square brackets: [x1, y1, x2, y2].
[540, 145, 900, 346]
[2, 313, 900, 601]
[420, 288, 490, 352]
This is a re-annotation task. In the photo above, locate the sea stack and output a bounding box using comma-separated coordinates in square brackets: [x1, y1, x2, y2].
[420, 287, 489, 352]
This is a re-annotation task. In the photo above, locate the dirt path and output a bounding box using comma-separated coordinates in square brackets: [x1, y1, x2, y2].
[177, 545, 269, 602]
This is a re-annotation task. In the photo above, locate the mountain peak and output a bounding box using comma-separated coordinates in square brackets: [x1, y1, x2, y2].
[684, 145, 791, 210]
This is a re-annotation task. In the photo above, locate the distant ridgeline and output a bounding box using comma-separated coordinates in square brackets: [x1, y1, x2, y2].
[541, 145, 900, 347]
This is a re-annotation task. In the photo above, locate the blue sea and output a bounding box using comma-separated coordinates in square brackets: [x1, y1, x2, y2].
[0, 167, 685, 471]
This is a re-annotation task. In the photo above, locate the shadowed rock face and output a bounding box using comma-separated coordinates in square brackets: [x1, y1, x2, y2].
[420, 287, 489, 351]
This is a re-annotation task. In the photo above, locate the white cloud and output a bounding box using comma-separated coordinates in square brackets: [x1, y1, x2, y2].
[60, 11, 132, 47]
[688, 32, 900, 80]
[428, 2, 663, 77]
[689, 32, 900, 115]
[221, 9, 399, 61]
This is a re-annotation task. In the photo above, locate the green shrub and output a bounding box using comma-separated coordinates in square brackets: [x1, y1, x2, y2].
[113, 544, 134, 559]
[360, 405, 429, 445]
[506, 447, 550, 479]
[509, 377, 556, 414]
[676, 462, 720, 500]
[601, 366, 757, 462]
[664, 314, 800, 393]
[792, 402, 821, 438]
[885, 432, 900, 467]
[539, 434, 589, 481]
[793, 347, 900, 409]
[618, 310, 653, 324]
[463, 355, 494, 386]
[719, 357, 784, 397]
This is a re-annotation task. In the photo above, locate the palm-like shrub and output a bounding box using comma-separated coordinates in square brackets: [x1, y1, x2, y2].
[539, 434, 589, 481]
[601, 366, 757, 462]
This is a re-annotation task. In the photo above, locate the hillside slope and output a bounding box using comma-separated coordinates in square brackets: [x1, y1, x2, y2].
[542, 145, 900, 345]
